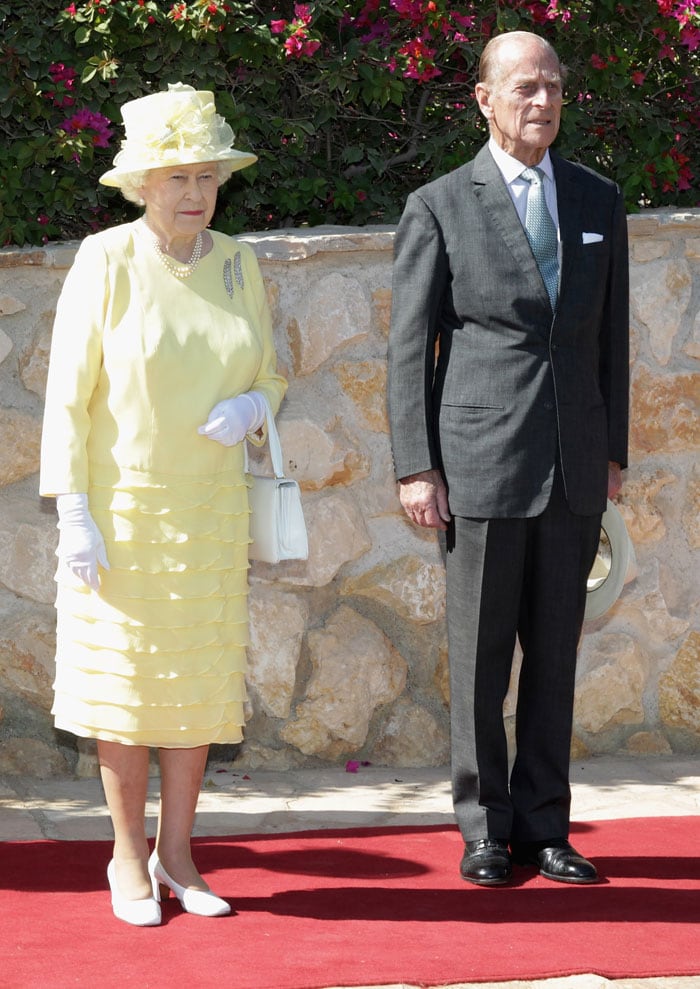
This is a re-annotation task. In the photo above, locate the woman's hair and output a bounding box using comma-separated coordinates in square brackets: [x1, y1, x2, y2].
[119, 161, 236, 205]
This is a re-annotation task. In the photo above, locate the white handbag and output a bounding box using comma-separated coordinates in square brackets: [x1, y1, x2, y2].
[245, 398, 308, 563]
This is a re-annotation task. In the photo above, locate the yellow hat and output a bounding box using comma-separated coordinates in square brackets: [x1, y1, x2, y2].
[100, 82, 257, 187]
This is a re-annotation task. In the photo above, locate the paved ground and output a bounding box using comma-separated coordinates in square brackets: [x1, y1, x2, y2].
[1, 754, 698, 989]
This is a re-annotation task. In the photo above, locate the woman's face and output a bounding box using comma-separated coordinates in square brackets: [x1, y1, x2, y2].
[139, 162, 219, 243]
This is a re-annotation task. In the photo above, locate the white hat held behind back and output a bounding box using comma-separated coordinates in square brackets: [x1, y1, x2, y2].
[100, 82, 257, 187]
[584, 500, 636, 622]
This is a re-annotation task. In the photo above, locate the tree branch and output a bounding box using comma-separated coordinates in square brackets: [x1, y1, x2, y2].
[342, 87, 432, 179]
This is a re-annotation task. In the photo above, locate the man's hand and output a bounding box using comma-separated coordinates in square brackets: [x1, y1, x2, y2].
[398, 469, 451, 530]
[608, 461, 623, 500]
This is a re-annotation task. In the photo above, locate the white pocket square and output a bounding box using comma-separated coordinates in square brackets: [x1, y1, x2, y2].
[582, 231, 604, 244]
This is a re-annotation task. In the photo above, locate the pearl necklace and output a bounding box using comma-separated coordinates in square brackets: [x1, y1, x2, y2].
[143, 221, 203, 279]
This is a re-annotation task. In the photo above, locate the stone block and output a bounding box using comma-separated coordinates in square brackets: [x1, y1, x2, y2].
[280, 605, 407, 757]
[574, 633, 649, 733]
[659, 631, 700, 737]
[342, 554, 446, 624]
[274, 417, 368, 490]
[373, 700, 449, 767]
[0, 737, 69, 776]
[270, 491, 372, 587]
[290, 272, 371, 375]
[0, 498, 57, 605]
[0, 408, 42, 485]
[682, 465, 700, 549]
[630, 258, 691, 365]
[684, 309, 700, 359]
[630, 365, 699, 454]
[0, 328, 12, 365]
[19, 319, 52, 398]
[631, 241, 670, 262]
[247, 586, 308, 719]
[334, 359, 389, 433]
[372, 287, 392, 337]
[0, 296, 27, 317]
[0, 613, 55, 710]
[618, 469, 677, 545]
[625, 731, 672, 755]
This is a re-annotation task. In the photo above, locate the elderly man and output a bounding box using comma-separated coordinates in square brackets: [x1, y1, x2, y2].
[387, 31, 629, 885]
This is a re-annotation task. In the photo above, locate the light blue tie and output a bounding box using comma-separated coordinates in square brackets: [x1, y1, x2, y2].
[521, 166, 559, 310]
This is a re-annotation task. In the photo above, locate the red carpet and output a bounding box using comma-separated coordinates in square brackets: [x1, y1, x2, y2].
[1, 817, 699, 989]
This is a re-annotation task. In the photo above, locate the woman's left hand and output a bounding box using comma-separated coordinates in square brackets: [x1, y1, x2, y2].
[198, 391, 266, 446]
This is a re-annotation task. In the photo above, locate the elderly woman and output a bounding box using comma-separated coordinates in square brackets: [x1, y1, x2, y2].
[40, 83, 286, 926]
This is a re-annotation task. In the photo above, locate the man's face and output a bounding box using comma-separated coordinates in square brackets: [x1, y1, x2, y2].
[475, 38, 563, 166]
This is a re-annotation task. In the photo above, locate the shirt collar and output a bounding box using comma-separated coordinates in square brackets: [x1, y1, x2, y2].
[488, 137, 555, 186]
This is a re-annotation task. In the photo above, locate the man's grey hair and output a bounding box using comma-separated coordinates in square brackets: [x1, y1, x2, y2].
[478, 31, 568, 89]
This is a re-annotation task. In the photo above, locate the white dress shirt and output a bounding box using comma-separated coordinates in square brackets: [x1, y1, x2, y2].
[488, 137, 560, 240]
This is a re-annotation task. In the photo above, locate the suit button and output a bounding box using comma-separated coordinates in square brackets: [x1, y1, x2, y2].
[544, 401, 554, 410]
[551, 343, 558, 351]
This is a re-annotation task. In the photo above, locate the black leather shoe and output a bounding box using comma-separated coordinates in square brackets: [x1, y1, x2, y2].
[460, 839, 512, 886]
[511, 839, 599, 884]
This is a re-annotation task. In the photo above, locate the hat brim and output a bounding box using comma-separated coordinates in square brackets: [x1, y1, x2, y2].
[99, 149, 257, 188]
[584, 500, 634, 622]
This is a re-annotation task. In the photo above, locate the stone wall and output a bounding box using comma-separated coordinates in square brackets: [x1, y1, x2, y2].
[0, 216, 698, 777]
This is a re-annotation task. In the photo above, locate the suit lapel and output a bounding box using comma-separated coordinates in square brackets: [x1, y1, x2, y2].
[471, 146, 550, 312]
[552, 152, 584, 298]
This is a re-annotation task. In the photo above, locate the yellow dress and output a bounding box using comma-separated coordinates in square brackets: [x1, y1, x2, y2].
[39, 221, 287, 747]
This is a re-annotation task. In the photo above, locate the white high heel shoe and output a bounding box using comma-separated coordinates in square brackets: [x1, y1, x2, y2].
[107, 860, 161, 927]
[148, 850, 231, 917]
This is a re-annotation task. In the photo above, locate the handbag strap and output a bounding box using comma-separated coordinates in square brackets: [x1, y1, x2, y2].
[244, 394, 285, 478]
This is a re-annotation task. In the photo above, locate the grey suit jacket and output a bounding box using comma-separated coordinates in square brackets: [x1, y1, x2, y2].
[387, 144, 629, 518]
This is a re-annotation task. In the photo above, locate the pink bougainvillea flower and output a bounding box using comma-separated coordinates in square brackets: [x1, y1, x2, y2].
[345, 760, 360, 773]
[390, 0, 420, 21]
[680, 25, 700, 49]
[270, 18, 287, 34]
[360, 20, 391, 44]
[294, 3, 312, 23]
[61, 108, 113, 147]
[631, 70, 646, 85]
[49, 63, 77, 84]
[670, 0, 698, 24]
[410, 62, 442, 81]
[451, 12, 475, 30]
[397, 37, 441, 80]
[284, 34, 304, 57]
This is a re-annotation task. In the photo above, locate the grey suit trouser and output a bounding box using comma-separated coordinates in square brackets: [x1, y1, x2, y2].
[444, 467, 601, 844]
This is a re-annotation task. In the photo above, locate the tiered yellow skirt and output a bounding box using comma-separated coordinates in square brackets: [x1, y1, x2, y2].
[52, 464, 250, 747]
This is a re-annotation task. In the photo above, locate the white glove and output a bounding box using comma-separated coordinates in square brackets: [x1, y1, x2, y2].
[56, 493, 110, 591]
[197, 391, 266, 447]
